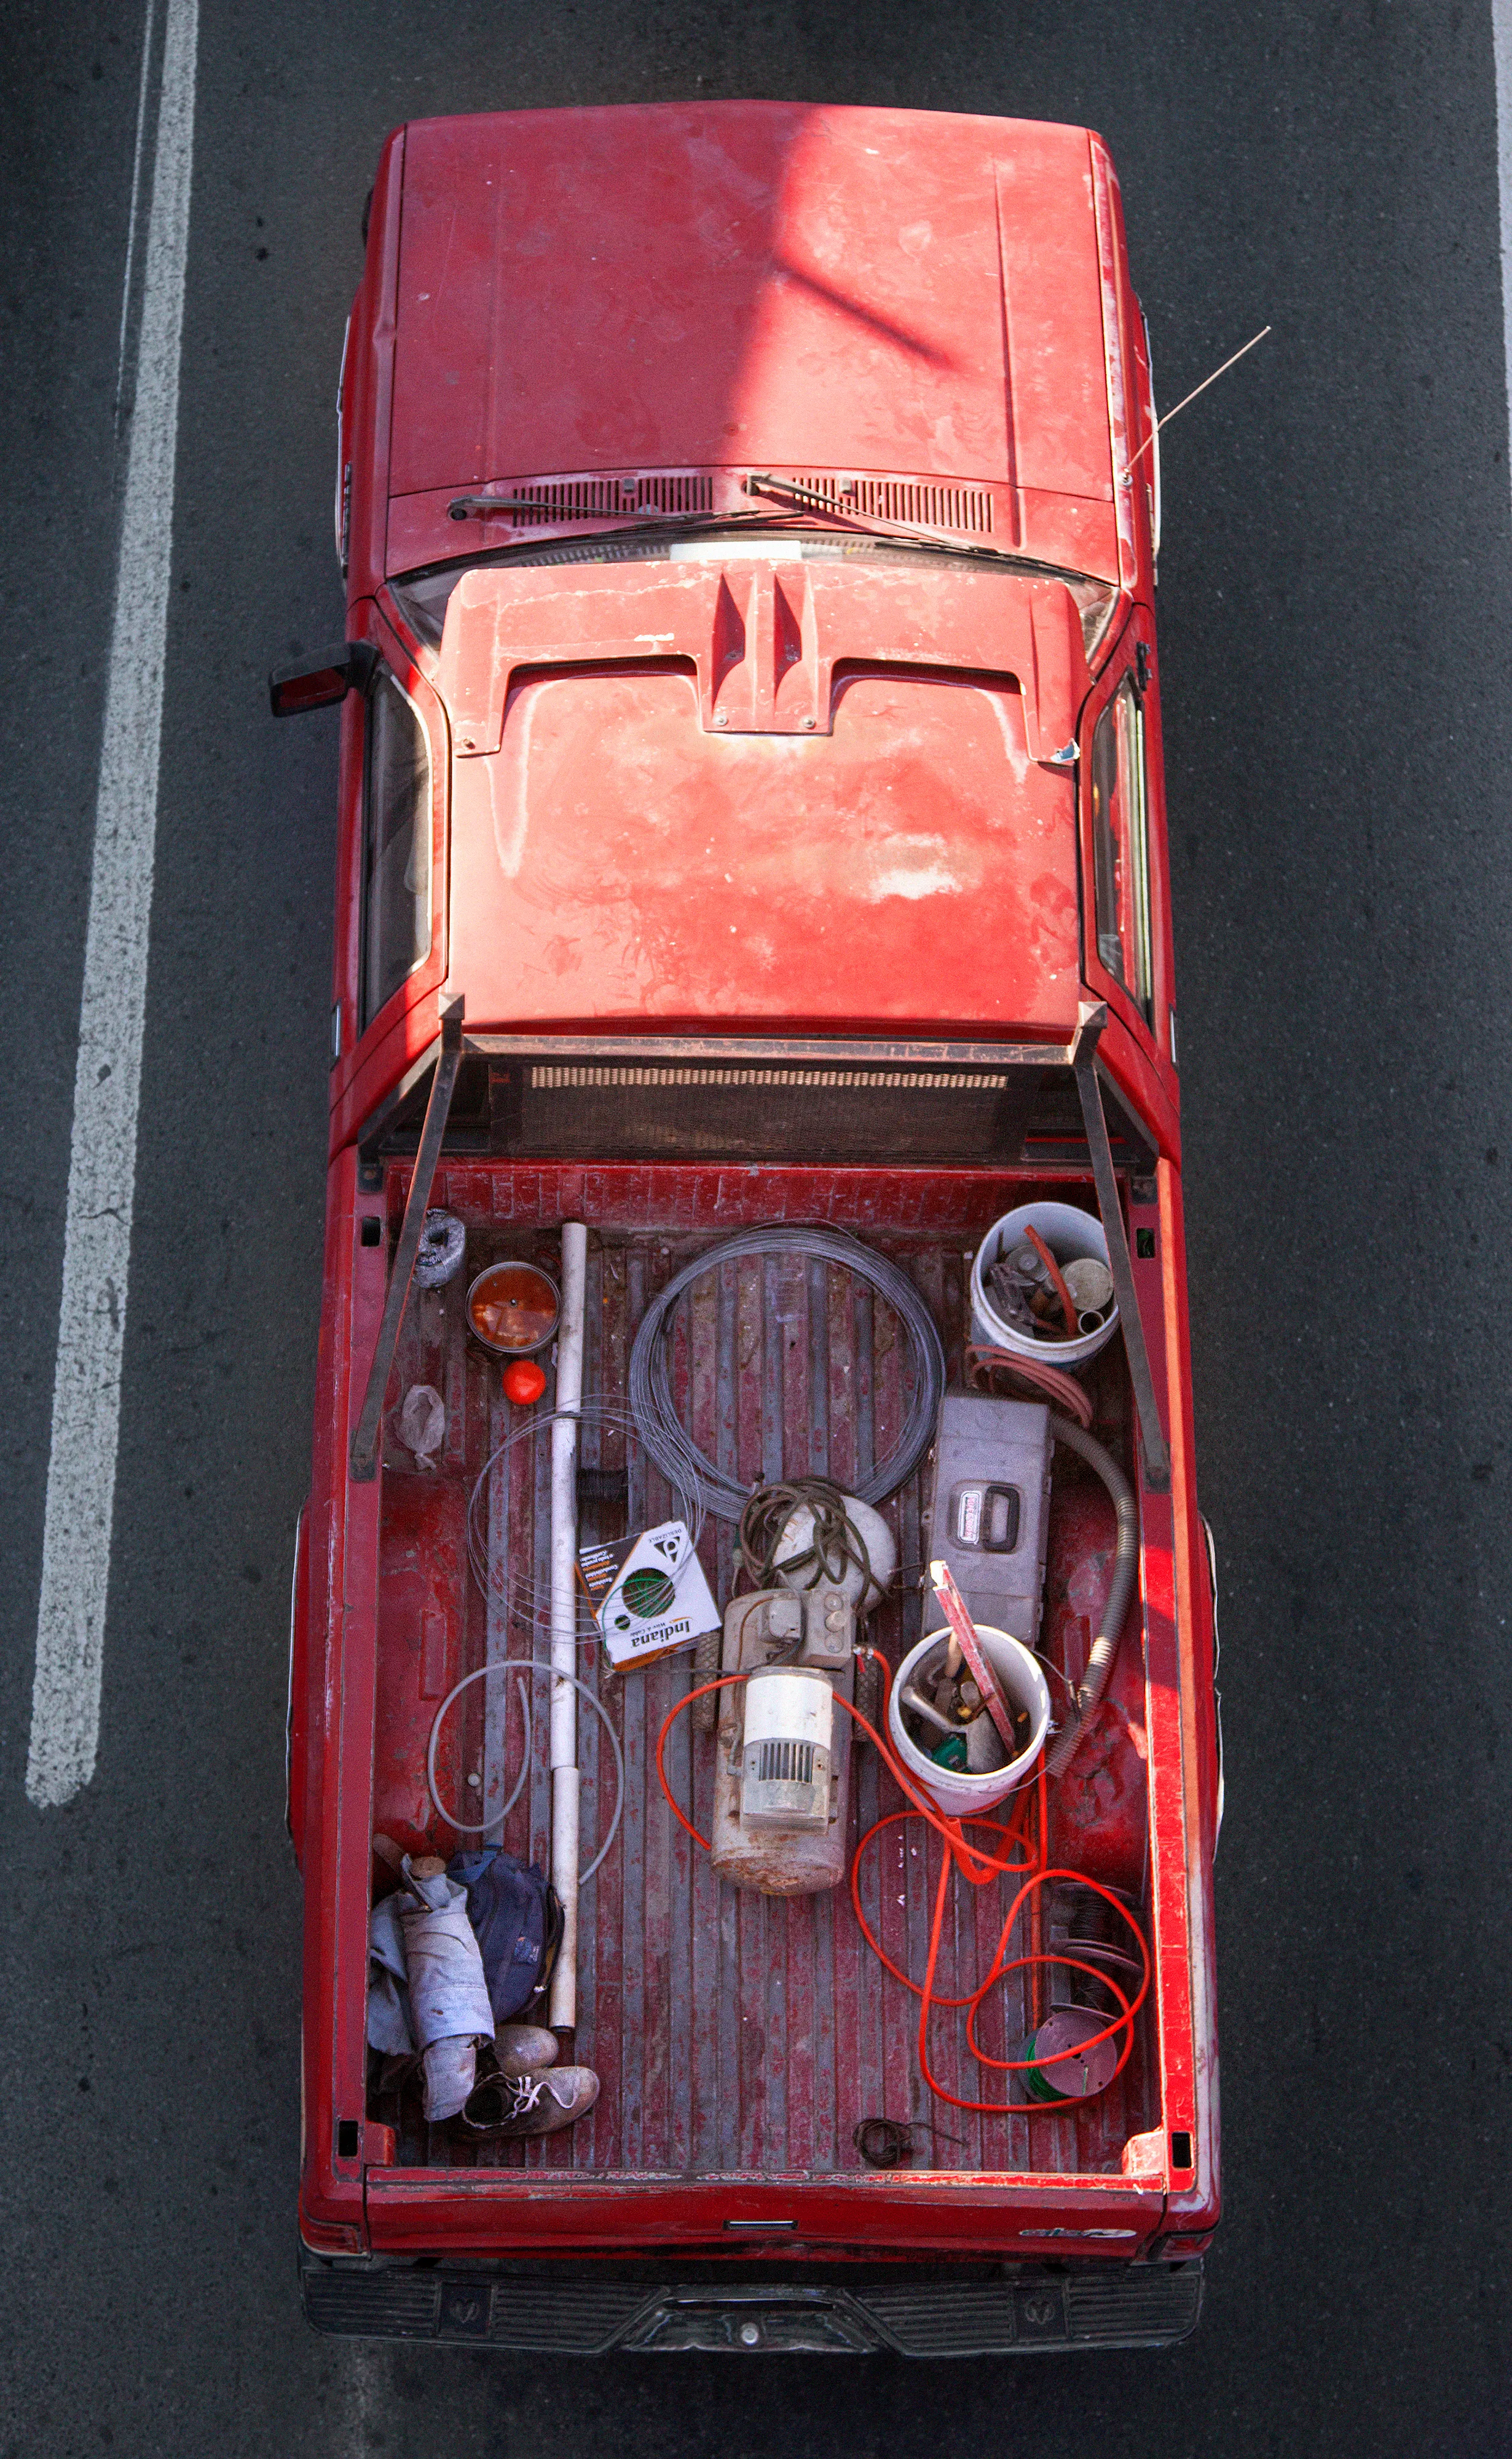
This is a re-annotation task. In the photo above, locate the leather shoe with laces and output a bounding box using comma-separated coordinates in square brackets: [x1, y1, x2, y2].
[458, 2064, 600, 2138]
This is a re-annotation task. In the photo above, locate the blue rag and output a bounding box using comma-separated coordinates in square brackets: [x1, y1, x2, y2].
[447, 1846, 553, 2024]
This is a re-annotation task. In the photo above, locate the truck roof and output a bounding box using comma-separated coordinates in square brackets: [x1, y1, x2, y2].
[385, 103, 1126, 585]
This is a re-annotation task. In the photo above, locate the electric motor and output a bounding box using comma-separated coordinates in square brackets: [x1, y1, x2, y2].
[738, 1668, 835, 1833]
[709, 1588, 855, 1895]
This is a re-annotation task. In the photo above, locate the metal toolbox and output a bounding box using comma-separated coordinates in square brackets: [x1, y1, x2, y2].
[924, 1392, 1053, 1646]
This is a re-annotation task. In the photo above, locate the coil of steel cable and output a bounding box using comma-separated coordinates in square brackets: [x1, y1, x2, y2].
[464, 1399, 706, 1644]
[627, 1225, 946, 1521]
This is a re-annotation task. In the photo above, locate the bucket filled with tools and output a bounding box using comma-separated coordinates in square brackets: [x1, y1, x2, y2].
[889, 1626, 1050, 1817]
[970, 1201, 1117, 1367]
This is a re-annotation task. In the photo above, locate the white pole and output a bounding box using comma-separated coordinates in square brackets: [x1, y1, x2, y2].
[548, 1222, 588, 2028]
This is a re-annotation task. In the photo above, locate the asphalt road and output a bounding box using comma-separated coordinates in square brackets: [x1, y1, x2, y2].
[4, 4, 1511, 2452]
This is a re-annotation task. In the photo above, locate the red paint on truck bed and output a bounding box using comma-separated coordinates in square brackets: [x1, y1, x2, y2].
[368, 1169, 1157, 2187]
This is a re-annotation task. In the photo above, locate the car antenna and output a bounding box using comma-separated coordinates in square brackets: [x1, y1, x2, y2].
[1120, 324, 1271, 480]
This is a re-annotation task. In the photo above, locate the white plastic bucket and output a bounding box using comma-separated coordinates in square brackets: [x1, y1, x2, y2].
[888, 1626, 1050, 1818]
[971, 1201, 1117, 1367]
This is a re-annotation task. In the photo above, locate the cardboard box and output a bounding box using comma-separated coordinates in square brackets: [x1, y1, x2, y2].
[577, 1519, 720, 1670]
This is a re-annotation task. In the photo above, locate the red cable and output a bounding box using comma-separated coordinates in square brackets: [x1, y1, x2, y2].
[653, 1649, 1150, 2120]
[1025, 1223, 1083, 1343]
[964, 1343, 1093, 1429]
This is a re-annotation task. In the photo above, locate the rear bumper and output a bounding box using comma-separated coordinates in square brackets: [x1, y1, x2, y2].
[298, 2245, 1202, 2353]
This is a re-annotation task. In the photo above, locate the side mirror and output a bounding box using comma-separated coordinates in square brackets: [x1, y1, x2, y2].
[268, 641, 377, 717]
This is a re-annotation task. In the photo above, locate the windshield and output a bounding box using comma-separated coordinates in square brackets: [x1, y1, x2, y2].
[388, 527, 1119, 663]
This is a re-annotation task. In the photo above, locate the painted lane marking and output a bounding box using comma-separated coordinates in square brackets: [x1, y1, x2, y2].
[27, 0, 199, 1811]
[1495, 1, 1512, 478]
[114, 0, 159, 430]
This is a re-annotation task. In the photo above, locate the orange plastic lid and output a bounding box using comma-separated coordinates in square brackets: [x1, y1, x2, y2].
[467, 1261, 559, 1354]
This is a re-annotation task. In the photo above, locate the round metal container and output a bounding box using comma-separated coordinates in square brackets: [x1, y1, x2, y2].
[1022, 2005, 1122, 2104]
[465, 1260, 561, 1356]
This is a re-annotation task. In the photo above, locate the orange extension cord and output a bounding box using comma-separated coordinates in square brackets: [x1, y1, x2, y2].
[655, 1649, 1150, 2118]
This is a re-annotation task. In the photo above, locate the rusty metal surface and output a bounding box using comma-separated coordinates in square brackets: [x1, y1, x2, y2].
[371, 1178, 1156, 2179]
[459, 1032, 1079, 1066]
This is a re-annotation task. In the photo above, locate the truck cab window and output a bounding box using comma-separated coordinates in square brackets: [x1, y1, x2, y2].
[361, 668, 432, 1030]
[1090, 675, 1154, 1027]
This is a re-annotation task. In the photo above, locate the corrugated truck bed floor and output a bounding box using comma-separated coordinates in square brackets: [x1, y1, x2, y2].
[368, 1166, 1157, 2181]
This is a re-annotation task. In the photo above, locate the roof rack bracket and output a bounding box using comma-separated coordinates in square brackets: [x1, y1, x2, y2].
[1073, 1003, 1171, 1492]
[348, 998, 465, 1482]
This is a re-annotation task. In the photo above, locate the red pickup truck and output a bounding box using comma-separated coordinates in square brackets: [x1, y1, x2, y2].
[277, 101, 1221, 2355]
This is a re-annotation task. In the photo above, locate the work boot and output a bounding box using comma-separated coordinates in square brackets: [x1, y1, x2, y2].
[492, 2022, 558, 2078]
[458, 2065, 600, 2137]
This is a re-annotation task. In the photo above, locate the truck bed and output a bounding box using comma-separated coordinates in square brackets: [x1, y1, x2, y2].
[366, 1162, 1157, 2185]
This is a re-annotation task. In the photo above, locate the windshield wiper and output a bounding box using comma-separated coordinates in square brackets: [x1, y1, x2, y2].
[444, 483, 1098, 589]
[446, 495, 782, 531]
[739, 473, 1100, 586]
[443, 484, 1106, 595]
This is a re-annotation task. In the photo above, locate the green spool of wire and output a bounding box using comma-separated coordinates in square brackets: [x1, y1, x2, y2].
[620, 1567, 677, 1620]
[1021, 2009, 1121, 2104]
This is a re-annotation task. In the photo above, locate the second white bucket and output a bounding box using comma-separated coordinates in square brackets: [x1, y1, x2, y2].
[971, 1200, 1118, 1368]
[888, 1626, 1051, 1817]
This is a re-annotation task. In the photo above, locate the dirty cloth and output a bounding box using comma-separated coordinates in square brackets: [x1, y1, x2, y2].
[420, 2038, 478, 2123]
[447, 1847, 553, 2024]
[365, 1858, 494, 2121]
[366, 1895, 415, 2056]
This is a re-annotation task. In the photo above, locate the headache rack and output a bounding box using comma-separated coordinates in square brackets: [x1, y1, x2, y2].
[359, 1025, 1157, 1176]
[348, 1005, 1171, 1501]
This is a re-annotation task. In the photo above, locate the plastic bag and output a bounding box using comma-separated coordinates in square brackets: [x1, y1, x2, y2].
[398, 1383, 446, 1468]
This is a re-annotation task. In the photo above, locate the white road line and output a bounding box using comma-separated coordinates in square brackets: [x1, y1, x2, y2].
[1494, 1, 1512, 476]
[339, 2344, 385, 2458]
[26, 0, 199, 1812]
[114, 0, 159, 430]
